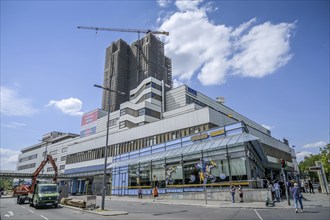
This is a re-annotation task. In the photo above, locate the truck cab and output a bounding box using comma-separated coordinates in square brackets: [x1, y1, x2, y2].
[30, 183, 59, 208]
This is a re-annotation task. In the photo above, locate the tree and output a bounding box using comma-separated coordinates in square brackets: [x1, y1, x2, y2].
[298, 144, 330, 182]
[0, 178, 13, 191]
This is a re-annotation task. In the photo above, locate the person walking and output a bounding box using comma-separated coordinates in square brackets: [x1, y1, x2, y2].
[138, 187, 142, 199]
[291, 183, 303, 213]
[238, 185, 244, 202]
[274, 180, 281, 202]
[230, 184, 236, 203]
[152, 186, 158, 202]
[308, 180, 314, 194]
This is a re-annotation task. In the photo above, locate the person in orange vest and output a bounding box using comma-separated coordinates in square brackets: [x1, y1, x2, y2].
[153, 186, 158, 201]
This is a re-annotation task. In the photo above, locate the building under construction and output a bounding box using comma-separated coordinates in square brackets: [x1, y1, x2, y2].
[102, 33, 172, 112]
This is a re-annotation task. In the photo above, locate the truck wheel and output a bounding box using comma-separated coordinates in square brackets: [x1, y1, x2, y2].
[54, 204, 58, 208]
[18, 197, 24, 204]
[17, 196, 20, 204]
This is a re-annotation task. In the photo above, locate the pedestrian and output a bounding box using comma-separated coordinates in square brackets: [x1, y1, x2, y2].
[268, 181, 275, 201]
[238, 185, 244, 202]
[304, 181, 309, 193]
[308, 180, 314, 194]
[138, 187, 142, 199]
[274, 180, 281, 202]
[152, 186, 158, 201]
[290, 183, 303, 213]
[230, 183, 236, 203]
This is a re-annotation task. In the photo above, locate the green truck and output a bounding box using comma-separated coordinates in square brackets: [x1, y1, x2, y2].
[29, 183, 59, 208]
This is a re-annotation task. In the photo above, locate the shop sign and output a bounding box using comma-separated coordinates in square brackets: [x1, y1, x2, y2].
[309, 166, 321, 171]
[191, 133, 209, 142]
[210, 129, 225, 137]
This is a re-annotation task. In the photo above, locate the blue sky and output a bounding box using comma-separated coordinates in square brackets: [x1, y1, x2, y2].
[1, 0, 329, 170]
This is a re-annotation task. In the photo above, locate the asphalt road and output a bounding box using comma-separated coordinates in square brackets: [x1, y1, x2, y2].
[1, 197, 329, 220]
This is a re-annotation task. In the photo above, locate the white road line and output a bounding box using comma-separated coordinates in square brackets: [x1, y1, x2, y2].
[20, 206, 27, 210]
[254, 209, 263, 220]
[4, 211, 14, 217]
[40, 215, 49, 220]
[28, 209, 34, 213]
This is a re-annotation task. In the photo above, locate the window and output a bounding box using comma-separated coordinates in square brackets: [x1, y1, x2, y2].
[61, 156, 66, 161]
[119, 121, 126, 129]
[120, 109, 126, 116]
[47, 167, 54, 172]
[50, 150, 57, 155]
[60, 165, 65, 170]
[62, 147, 68, 153]
[18, 163, 36, 170]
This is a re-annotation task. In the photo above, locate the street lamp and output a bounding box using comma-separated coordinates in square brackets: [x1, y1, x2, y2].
[94, 84, 125, 210]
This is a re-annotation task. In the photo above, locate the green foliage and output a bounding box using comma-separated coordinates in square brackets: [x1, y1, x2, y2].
[0, 178, 13, 191]
[298, 144, 330, 181]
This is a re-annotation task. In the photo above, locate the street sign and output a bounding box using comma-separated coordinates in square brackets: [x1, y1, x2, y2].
[309, 166, 321, 171]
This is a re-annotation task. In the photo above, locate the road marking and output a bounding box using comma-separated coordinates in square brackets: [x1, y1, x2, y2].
[4, 211, 14, 217]
[28, 209, 34, 213]
[40, 215, 49, 220]
[254, 209, 263, 220]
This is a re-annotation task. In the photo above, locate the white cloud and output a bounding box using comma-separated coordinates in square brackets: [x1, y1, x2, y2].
[159, 1, 295, 86]
[0, 148, 20, 171]
[2, 122, 26, 129]
[231, 21, 295, 78]
[303, 141, 327, 149]
[261, 124, 274, 130]
[157, 0, 171, 8]
[46, 97, 84, 116]
[296, 151, 313, 162]
[175, 0, 203, 11]
[172, 78, 184, 88]
[0, 86, 38, 116]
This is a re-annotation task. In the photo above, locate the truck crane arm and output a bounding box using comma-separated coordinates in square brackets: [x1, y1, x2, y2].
[77, 26, 169, 36]
[30, 155, 58, 193]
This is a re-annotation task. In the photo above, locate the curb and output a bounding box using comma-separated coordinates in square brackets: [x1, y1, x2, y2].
[60, 204, 128, 216]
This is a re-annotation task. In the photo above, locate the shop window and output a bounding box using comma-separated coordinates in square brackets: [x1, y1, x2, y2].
[165, 163, 183, 185]
[151, 161, 166, 188]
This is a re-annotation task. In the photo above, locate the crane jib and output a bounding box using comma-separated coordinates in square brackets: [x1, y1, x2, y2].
[77, 26, 169, 36]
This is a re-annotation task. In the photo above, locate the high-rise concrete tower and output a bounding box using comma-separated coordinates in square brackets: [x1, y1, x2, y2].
[102, 33, 172, 112]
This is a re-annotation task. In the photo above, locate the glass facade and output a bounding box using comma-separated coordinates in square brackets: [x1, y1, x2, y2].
[111, 122, 264, 195]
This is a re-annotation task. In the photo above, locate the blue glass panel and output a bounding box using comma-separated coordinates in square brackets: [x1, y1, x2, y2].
[225, 122, 242, 131]
[152, 143, 165, 150]
[166, 143, 181, 150]
[166, 138, 181, 145]
[140, 151, 151, 157]
[152, 147, 165, 154]
[226, 128, 242, 136]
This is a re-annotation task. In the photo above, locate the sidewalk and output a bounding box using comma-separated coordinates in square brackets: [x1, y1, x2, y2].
[106, 192, 330, 209]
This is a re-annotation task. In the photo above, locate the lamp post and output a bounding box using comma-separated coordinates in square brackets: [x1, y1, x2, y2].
[39, 139, 51, 176]
[94, 84, 125, 210]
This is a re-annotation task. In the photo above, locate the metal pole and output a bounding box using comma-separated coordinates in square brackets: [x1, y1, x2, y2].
[226, 145, 232, 181]
[282, 168, 290, 205]
[101, 90, 111, 210]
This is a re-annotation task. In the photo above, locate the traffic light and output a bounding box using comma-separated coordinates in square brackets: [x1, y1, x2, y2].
[281, 159, 286, 168]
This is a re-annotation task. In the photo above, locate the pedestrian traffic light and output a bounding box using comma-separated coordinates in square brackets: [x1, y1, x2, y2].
[281, 159, 286, 168]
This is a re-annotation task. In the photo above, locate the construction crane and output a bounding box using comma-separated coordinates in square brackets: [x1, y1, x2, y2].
[77, 26, 169, 36]
[78, 26, 169, 85]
